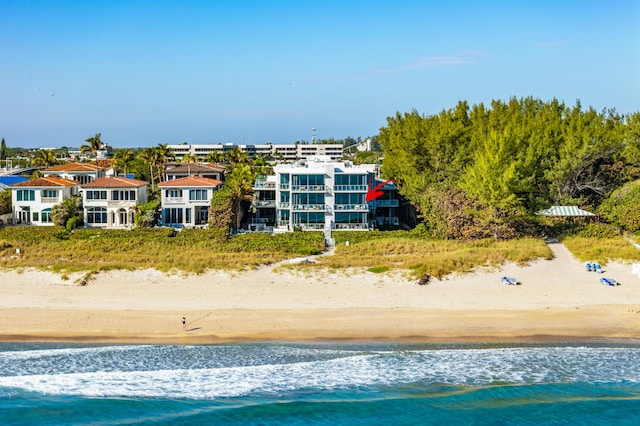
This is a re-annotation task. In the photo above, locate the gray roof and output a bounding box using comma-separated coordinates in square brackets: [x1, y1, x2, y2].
[535, 205, 595, 216]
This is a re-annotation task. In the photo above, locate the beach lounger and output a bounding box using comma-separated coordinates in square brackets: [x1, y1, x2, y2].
[600, 277, 617, 286]
[585, 262, 592, 272]
[502, 276, 517, 285]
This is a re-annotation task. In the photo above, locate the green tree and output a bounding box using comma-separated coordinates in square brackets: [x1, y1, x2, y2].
[0, 138, 7, 165]
[80, 133, 104, 174]
[31, 149, 58, 168]
[209, 164, 255, 231]
[113, 149, 135, 177]
[0, 189, 11, 215]
[138, 147, 160, 193]
[51, 195, 82, 227]
[181, 153, 200, 175]
[206, 150, 225, 164]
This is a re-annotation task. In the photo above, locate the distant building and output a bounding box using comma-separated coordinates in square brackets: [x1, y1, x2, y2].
[168, 143, 343, 162]
[251, 156, 399, 233]
[163, 163, 225, 182]
[43, 162, 106, 184]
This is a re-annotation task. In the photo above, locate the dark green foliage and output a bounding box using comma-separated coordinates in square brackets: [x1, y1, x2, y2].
[379, 97, 638, 238]
[51, 196, 82, 227]
[134, 200, 159, 228]
[0, 189, 11, 215]
[597, 181, 640, 232]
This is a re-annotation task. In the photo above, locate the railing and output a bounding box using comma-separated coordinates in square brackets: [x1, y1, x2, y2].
[334, 185, 367, 192]
[292, 204, 329, 211]
[370, 199, 399, 207]
[40, 197, 59, 204]
[254, 200, 276, 208]
[297, 223, 325, 230]
[291, 185, 329, 192]
[334, 204, 369, 211]
[164, 197, 184, 203]
[278, 202, 290, 209]
[254, 182, 276, 189]
[277, 220, 290, 227]
[376, 217, 400, 226]
[334, 223, 369, 230]
[279, 184, 290, 190]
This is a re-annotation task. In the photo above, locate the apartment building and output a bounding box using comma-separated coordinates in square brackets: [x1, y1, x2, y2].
[168, 143, 343, 162]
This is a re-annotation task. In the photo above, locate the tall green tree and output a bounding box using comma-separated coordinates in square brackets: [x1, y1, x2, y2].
[138, 147, 160, 193]
[113, 149, 135, 177]
[0, 189, 11, 215]
[181, 153, 200, 176]
[80, 133, 104, 175]
[31, 149, 58, 168]
[209, 164, 255, 231]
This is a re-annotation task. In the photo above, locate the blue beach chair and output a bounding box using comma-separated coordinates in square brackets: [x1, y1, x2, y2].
[502, 276, 517, 285]
[600, 277, 617, 286]
[585, 262, 592, 272]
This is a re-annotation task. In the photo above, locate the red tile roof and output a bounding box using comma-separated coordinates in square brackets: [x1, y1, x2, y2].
[10, 176, 79, 187]
[45, 162, 105, 172]
[158, 176, 222, 188]
[81, 176, 148, 188]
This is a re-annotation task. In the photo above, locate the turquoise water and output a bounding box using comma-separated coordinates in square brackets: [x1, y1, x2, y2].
[1, 342, 640, 425]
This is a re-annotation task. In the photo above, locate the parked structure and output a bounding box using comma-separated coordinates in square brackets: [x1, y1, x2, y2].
[252, 156, 399, 233]
[10, 177, 79, 226]
[168, 143, 343, 162]
[43, 162, 106, 184]
[158, 176, 222, 228]
[81, 177, 148, 228]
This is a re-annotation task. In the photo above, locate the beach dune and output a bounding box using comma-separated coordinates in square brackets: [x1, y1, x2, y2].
[1, 242, 639, 343]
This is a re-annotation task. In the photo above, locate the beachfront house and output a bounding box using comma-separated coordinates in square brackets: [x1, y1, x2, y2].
[10, 176, 80, 225]
[43, 162, 106, 184]
[158, 176, 222, 228]
[251, 156, 400, 233]
[80, 177, 148, 228]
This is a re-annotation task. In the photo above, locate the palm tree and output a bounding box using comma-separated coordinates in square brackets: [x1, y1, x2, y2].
[181, 153, 200, 176]
[80, 133, 104, 176]
[31, 149, 58, 168]
[113, 149, 135, 177]
[206, 150, 225, 164]
[154, 143, 175, 184]
[138, 147, 159, 192]
[225, 164, 255, 230]
[225, 146, 249, 169]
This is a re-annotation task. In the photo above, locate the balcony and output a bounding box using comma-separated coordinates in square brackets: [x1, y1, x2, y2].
[370, 199, 399, 207]
[334, 223, 369, 230]
[292, 204, 329, 212]
[254, 181, 276, 189]
[41, 197, 59, 204]
[334, 204, 369, 211]
[333, 185, 367, 192]
[254, 200, 276, 208]
[278, 202, 290, 209]
[164, 197, 184, 203]
[279, 183, 290, 190]
[291, 185, 329, 192]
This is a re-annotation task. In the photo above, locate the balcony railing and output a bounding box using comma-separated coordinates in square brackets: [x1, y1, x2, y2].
[335, 223, 369, 230]
[278, 202, 290, 209]
[164, 197, 184, 203]
[279, 183, 290, 190]
[291, 185, 329, 192]
[254, 200, 276, 208]
[41, 197, 59, 204]
[333, 185, 367, 192]
[370, 199, 399, 207]
[292, 204, 329, 211]
[277, 220, 290, 227]
[254, 181, 276, 189]
[297, 223, 325, 230]
[334, 204, 369, 211]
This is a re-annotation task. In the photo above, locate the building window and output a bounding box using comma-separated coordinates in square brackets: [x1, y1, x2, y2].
[86, 190, 107, 200]
[32, 212, 39, 222]
[16, 190, 35, 201]
[112, 190, 136, 201]
[335, 193, 364, 205]
[189, 189, 208, 201]
[87, 207, 107, 224]
[164, 208, 183, 224]
[166, 189, 182, 198]
[41, 208, 53, 223]
[41, 189, 58, 199]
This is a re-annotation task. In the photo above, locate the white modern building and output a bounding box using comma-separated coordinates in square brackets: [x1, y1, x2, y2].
[168, 143, 343, 162]
[158, 176, 222, 228]
[252, 156, 399, 233]
[81, 177, 148, 228]
[10, 176, 80, 226]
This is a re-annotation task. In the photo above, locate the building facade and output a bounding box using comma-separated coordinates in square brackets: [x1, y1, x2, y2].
[168, 143, 343, 162]
[252, 156, 399, 232]
[81, 177, 148, 228]
[10, 177, 80, 226]
[43, 162, 106, 184]
[158, 176, 222, 228]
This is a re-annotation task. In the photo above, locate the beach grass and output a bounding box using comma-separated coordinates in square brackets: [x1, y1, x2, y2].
[0, 227, 325, 273]
[561, 235, 640, 264]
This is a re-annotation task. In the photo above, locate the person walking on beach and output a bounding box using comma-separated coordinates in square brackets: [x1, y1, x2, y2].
[182, 317, 186, 332]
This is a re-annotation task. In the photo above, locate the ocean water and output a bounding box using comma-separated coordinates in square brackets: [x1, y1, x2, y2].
[1, 342, 640, 425]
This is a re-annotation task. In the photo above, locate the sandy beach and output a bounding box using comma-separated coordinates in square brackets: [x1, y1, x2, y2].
[1, 241, 639, 344]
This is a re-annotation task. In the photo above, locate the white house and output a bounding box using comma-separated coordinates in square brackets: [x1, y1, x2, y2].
[43, 162, 106, 184]
[158, 176, 222, 228]
[81, 177, 148, 228]
[10, 176, 79, 226]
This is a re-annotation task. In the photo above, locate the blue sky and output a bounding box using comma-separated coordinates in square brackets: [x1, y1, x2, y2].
[1, 0, 639, 148]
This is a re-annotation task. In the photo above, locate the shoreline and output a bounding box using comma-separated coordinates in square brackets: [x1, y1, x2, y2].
[1, 242, 639, 345]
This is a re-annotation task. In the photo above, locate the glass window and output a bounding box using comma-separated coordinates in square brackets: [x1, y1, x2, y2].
[189, 189, 208, 201]
[32, 212, 39, 221]
[87, 207, 107, 224]
[17, 190, 35, 201]
[41, 208, 53, 223]
[42, 189, 58, 198]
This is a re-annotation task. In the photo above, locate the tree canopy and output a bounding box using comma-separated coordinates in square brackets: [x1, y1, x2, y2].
[379, 97, 638, 238]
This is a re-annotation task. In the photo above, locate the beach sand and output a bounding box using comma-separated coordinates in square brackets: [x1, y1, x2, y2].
[1, 241, 639, 343]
